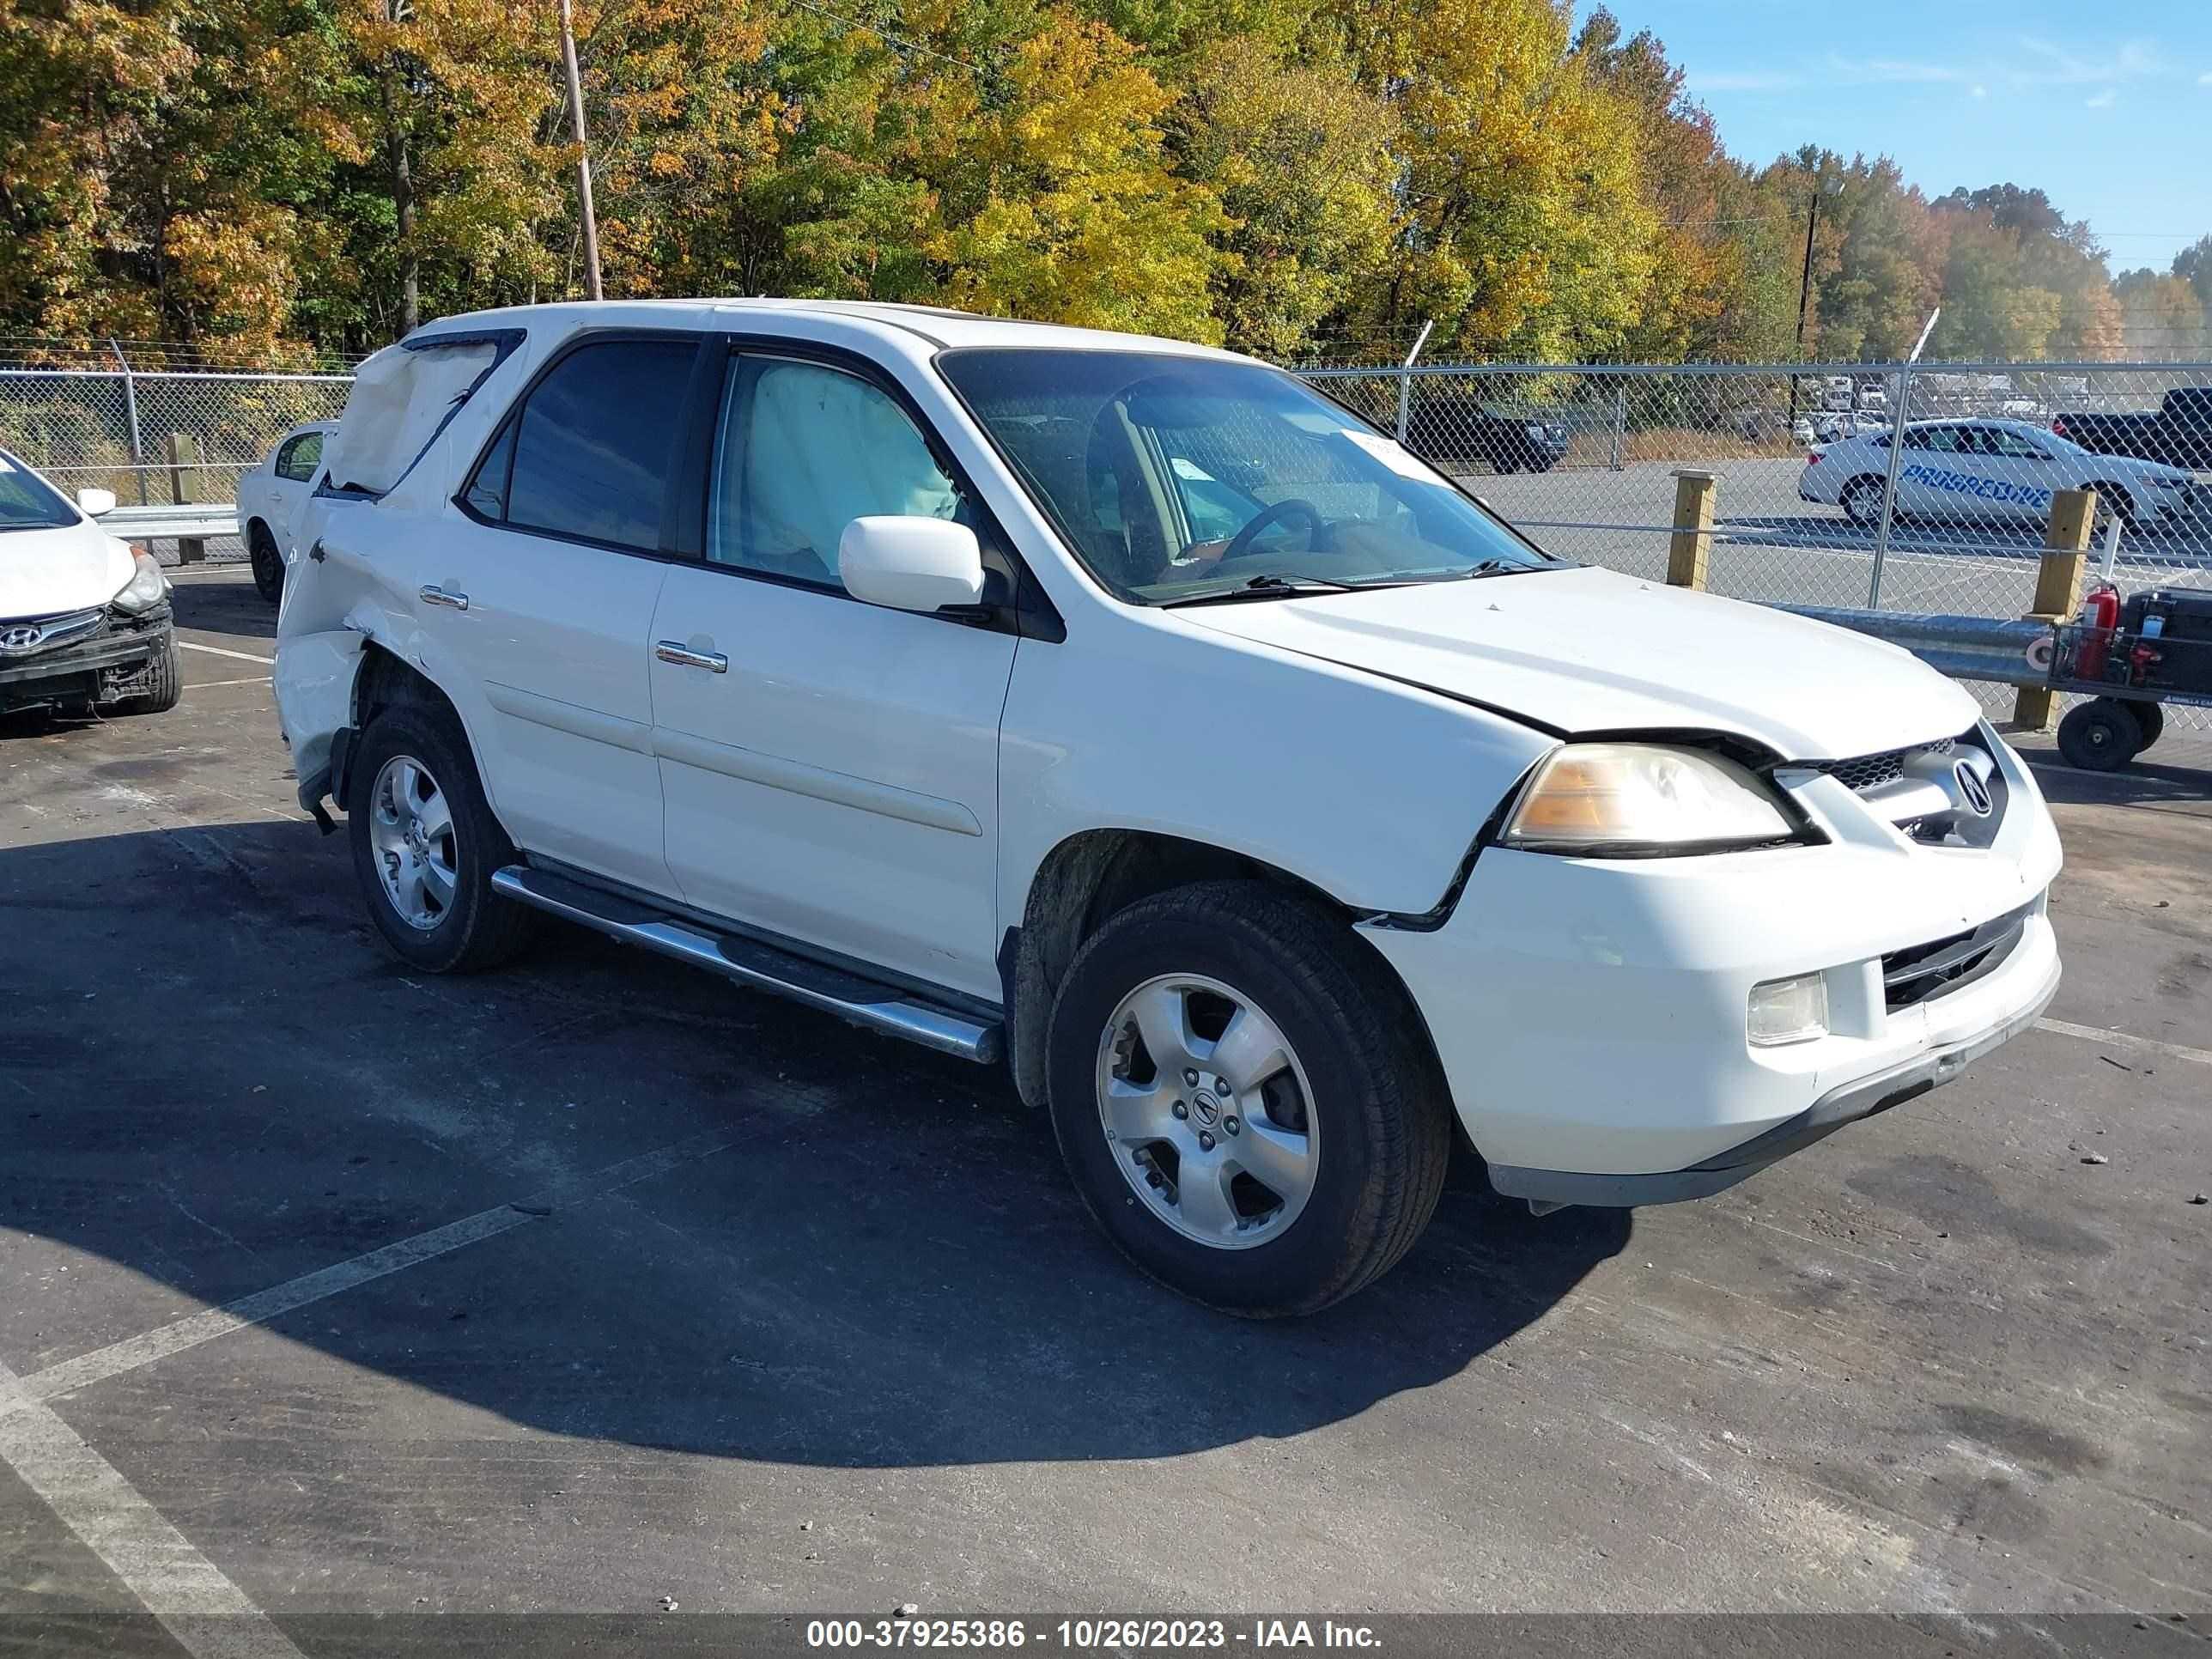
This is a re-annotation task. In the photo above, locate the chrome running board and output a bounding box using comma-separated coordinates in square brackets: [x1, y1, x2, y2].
[489, 866, 1002, 1064]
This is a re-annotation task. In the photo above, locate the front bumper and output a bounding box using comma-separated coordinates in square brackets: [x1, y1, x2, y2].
[0, 608, 172, 714]
[1360, 727, 2064, 1205]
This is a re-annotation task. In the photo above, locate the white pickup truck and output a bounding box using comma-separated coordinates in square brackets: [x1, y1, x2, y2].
[276, 301, 2063, 1314]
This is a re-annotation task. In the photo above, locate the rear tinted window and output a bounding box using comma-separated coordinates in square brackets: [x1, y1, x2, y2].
[497, 339, 696, 551]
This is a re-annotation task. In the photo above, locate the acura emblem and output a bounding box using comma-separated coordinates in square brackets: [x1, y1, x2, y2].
[1953, 759, 1994, 817]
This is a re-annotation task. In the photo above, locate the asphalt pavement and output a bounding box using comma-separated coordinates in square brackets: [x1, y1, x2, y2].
[2, 568, 2207, 1654]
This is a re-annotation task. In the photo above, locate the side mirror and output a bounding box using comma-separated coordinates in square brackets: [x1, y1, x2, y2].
[838, 516, 985, 615]
[76, 487, 118, 518]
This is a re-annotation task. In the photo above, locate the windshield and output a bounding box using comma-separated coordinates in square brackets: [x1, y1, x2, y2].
[0, 452, 79, 533]
[937, 349, 1557, 603]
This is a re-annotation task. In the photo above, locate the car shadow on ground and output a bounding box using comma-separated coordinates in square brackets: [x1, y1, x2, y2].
[0, 819, 1630, 1468]
[167, 570, 277, 644]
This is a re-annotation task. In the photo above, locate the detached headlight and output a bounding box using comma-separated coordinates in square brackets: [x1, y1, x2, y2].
[111, 551, 170, 616]
[1501, 743, 1797, 855]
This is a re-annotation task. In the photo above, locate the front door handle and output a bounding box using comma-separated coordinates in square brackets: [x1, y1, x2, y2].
[420, 585, 470, 611]
[655, 641, 728, 673]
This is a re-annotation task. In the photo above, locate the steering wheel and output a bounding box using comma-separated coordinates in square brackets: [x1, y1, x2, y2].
[1219, 497, 1324, 564]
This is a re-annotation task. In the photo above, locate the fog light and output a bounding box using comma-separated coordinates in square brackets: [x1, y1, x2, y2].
[1748, 974, 1828, 1047]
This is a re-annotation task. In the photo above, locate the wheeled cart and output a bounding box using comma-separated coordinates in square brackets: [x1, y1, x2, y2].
[2046, 586, 2212, 771]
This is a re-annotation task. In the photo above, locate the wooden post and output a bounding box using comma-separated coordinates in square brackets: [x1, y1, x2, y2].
[167, 431, 207, 565]
[1667, 469, 1717, 590]
[2013, 487, 2096, 731]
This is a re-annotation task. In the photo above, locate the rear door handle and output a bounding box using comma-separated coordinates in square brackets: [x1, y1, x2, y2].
[655, 641, 728, 673]
[419, 585, 470, 611]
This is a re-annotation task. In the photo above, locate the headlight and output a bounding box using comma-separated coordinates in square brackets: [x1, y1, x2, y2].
[1524, 422, 1546, 439]
[111, 550, 171, 616]
[1500, 744, 1797, 855]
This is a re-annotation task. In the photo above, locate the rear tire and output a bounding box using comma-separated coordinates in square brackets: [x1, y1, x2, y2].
[2057, 699, 2143, 772]
[1044, 879, 1452, 1317]
[1841, 475, 1886, 526]
[347, 700, 533, 973]
[247, 523, 284, 604]
[2132, 701, 2165, 750]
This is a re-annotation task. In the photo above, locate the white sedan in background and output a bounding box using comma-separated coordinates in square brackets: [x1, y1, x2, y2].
[1801, 417, 2196, 529]
[236, 421, 332, 602]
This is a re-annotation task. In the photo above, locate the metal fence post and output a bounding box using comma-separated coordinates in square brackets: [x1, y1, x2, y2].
[2012, 489, 2094, 732]
[109, 339, 148, 505]
[1866, 309, 1939, 610]
[1610, 386, 1626, 471]
[1667, 470, 1717, 590]
[1865, 360, 1913, 609]
[1394, 319, 1435, 442]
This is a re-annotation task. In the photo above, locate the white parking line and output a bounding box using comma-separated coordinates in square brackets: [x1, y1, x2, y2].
[0, 1130, 736, 1656]
[176, 641, 274, 665]
[2036, 1017, 2212, 1068]
[189, 677, 271, 689]
[6, 1129, 736, 1413]
[0, 1356, 308, 1659]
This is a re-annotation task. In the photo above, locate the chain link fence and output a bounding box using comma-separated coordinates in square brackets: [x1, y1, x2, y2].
[0, 341, 358, 562]
[3, 337, 2207, 757]
[1309, 359, 2212, 750]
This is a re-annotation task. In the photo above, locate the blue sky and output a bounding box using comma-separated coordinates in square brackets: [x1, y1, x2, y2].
[1596, 3, 2212, 274]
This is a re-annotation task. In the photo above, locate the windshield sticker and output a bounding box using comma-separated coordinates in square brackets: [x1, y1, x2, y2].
[1901, 464, 2052, 510]
[1341, 430, 1434, 481]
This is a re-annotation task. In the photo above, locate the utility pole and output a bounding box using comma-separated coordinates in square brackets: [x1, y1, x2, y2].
[558, 0, 604, 301]
[1789, 182, 1820, 423]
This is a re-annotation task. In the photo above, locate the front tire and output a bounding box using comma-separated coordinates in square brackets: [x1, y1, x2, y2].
[2057, 698, 2144, 772]
[113, 632, 182, 716]
[247, 523, 285, 604]
[2087, 483, 2137, 532]
[1044, 880, 1451, 1316]
[347, 701, 533, 972]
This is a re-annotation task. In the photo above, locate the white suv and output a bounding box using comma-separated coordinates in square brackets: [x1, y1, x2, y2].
[276, 301, 2063, 1314]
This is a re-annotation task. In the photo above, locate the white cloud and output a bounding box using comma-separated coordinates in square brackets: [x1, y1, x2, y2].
[1826, 55, 1969, 85]
[2086, 88, 2118, 108]
[1697, 34, 2173, 101]
[2198, 70, 2212, 86]
[1684, 70, 1805, 93]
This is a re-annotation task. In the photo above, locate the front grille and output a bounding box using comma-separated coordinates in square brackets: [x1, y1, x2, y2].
[1882, 903, 2031, 1012]
[1807, 736, 1954, 795]
[0, 606, 104, 658]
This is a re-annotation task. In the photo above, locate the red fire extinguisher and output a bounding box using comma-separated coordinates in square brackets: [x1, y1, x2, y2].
[2076, 582, 2121, 682]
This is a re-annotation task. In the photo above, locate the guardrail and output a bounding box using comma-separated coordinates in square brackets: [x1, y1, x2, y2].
[98, 502, 239, 541]
[1771, 605, 2050, 688]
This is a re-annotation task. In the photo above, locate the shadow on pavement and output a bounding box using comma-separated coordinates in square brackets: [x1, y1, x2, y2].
[0, 819, 1629, 1467]
[168, 571, 277, 644]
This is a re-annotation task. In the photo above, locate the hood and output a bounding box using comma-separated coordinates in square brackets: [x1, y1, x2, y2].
[1181, 565, 1981, 761]
[0, 518, 135, 622]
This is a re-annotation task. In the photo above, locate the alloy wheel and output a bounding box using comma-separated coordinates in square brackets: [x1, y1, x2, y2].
[1094, 973, 1318, 1249]
[368, 755, 459, 931]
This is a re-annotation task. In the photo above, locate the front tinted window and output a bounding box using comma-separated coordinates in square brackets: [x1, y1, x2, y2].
[501, 339, 696, 551]
[0, 451, 77, 531]
[708, 358, 960, 590]
[938, 349, 1549, 602]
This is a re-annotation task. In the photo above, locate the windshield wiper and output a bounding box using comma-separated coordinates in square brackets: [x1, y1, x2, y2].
[1443, 557, 1571, 580]
[1160, 573, 1369, 607]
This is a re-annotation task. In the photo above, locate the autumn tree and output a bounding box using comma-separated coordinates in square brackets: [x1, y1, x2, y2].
[1342, 0, 1656, 361]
